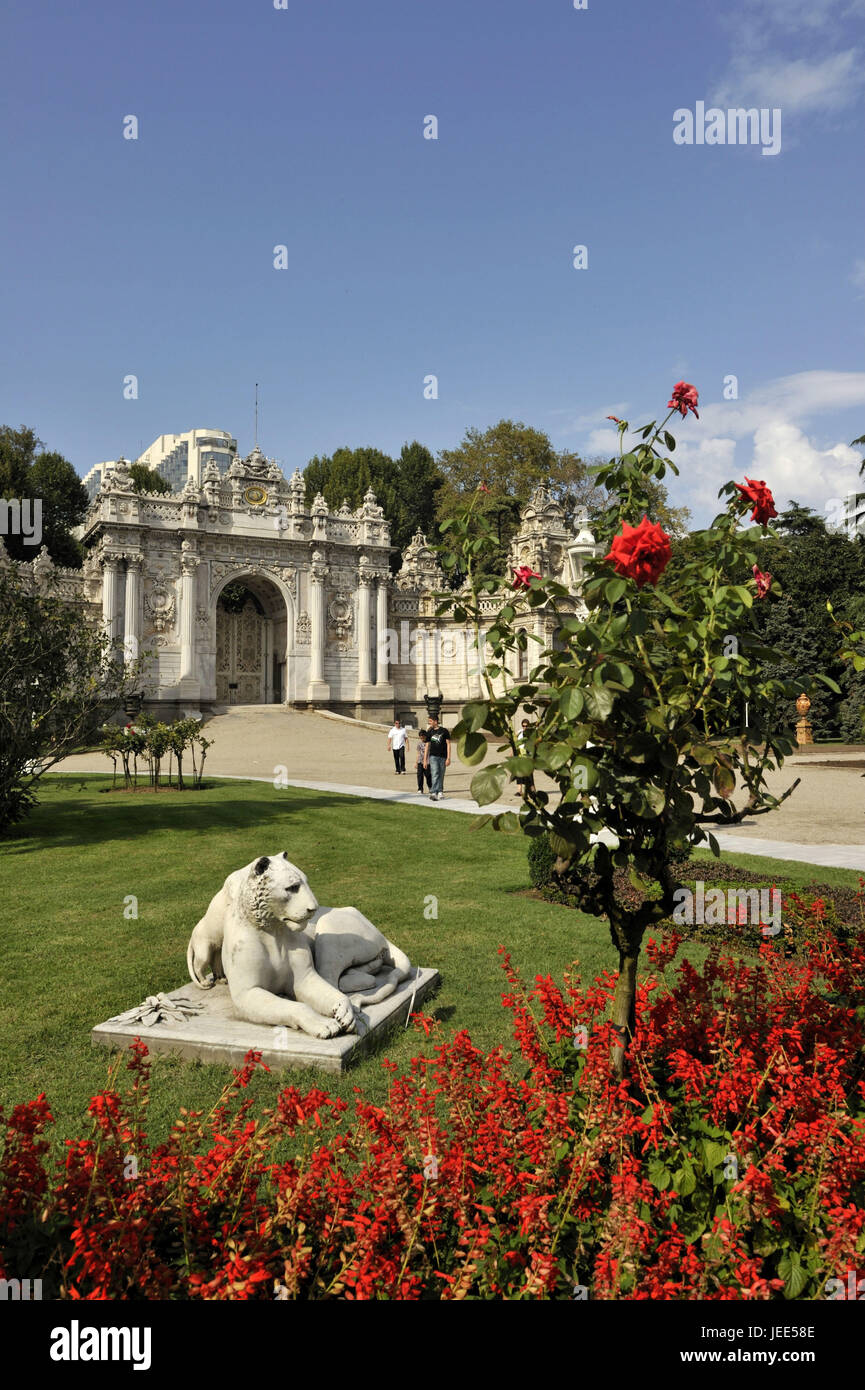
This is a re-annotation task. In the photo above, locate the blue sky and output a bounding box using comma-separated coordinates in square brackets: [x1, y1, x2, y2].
[1, 0, 863, 524]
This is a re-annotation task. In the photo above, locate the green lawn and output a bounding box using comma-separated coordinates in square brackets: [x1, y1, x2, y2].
[1, 776, 860, 1150]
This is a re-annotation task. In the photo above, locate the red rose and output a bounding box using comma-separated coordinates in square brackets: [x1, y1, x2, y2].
[752, 564, 772, 599]
[606, 415, 622, 424]
[734, 478, 777, 527]
[667, 381, 699, 419]
[603, 516, 671, 589]
[512, 564, 541, 590]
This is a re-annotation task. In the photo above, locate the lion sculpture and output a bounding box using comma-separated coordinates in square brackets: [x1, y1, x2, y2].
[186, 853, 413, 1038]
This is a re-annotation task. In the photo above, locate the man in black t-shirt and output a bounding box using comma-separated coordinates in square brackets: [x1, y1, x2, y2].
[423, 716, 451, 801]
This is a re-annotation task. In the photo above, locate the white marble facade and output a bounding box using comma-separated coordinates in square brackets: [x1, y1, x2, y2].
[4, 448, 596, 722]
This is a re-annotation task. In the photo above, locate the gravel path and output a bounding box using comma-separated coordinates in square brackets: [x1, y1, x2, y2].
[52, 707, 864, 865]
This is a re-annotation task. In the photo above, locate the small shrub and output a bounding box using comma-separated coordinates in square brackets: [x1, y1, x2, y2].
[527, 832, 555, 888]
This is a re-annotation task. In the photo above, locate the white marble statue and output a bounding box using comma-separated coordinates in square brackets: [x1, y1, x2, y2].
[187, 854, 413, 1038]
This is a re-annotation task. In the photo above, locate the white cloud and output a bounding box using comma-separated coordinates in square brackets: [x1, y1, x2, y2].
[709, 1, 864, 127]
[853, 259, 865, 297]
[669, 371, 865, 522]
[563, 371, 865, 526]
[554, 403, 629, 432]
[713, 50, 864, 115]
[752, 0, 865, 31]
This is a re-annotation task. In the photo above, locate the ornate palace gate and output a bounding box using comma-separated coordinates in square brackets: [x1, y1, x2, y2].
[215, 587, 266, 704]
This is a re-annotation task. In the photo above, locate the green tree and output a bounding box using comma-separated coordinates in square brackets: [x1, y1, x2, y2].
[396, 441, 444, 546]
[303, 444, 446, 571]
[128, 462, 170, 495]
[0, 425, 38, 496]
[0, 563, 139, 832]
[751, 505, 865, 738]
[0, 426, 88, 567]
[436, 420, 689, 560]
[436, 420, 599, 539]
[304, 446, 400, 519]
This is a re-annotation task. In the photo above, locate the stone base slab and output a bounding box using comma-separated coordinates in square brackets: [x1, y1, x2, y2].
[91, 969, 440, 1075]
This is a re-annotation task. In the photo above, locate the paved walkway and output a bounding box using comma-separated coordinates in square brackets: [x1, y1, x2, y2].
[51, 707, 864, 871]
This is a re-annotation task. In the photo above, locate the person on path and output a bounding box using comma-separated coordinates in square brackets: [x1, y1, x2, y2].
[387, 718, 407, 774]
[415, 729, 431, 792]
[423, 715, 451, 801]
[515, 718, 535, 801]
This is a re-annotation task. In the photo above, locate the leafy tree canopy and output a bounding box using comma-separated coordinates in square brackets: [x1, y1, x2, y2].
[0, 425, 89, 567]
[128, 462, 171, 495]
[303, 443, 446, 569]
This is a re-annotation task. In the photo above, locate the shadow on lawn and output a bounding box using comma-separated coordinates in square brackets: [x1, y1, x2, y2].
[2, 783, 360, 854]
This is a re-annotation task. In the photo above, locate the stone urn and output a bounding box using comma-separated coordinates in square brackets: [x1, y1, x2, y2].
[123, 692, 143, 720]
[795, 692, 813, 746]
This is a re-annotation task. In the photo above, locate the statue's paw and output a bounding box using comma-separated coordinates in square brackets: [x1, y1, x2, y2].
[310, 1016, 342, 1039]
[331, 999, 355, 1032]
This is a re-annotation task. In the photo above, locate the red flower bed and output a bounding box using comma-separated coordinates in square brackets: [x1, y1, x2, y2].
[2, 907, 863, 1300]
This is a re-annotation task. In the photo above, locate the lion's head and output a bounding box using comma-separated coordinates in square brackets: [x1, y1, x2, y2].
[240, 853, 319, 931]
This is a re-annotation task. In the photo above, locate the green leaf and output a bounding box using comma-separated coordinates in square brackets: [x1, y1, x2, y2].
[648, 1159, 672, 1191]
[505, 755, 534, 777]
[674, 1164, 697, 1197]
[570, 755, 599, 791]
[701, 1140, 727, 1171]
[813, 674, 842, 694]
[780, 1255, 808, 1300]
[461, 701, 490, 733]
[544, 741, 573, 771]
[559, 688, 585, 720]
[470, 764, 508, 807]
[458, 730, 488, 766]
[605, 577, 627, 604]
[548, 831, 577, 859]
[584, 686, 614, 721]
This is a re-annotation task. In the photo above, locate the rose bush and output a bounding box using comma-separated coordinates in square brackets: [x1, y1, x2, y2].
[438, 385, 837, 1072]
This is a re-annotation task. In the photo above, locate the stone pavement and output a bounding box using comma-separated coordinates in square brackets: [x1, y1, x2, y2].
[52, 706, 864, 871]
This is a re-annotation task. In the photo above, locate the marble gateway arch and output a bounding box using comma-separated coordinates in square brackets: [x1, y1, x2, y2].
[3, 446, 598, 724]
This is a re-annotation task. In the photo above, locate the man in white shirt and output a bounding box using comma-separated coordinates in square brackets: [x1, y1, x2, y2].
[387, 718, 407, 774]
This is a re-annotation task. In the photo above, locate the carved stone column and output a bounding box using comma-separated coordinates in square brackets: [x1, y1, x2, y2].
[263, 618, 274, 703]
[308, 557, 330, 702]
[102, 557, 121, 657]
[179, 551, 198, 682]
[425, 624, 441, 698]
[375, 576, 393, 695]
[123, 558, 141, 664]
[355, 573, 376, 700]
[415, 624, 427, 700]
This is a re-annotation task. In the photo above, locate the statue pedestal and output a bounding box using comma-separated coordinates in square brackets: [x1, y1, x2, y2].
[796, 719, 813, 746]
[92, 969, 440, 1076]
